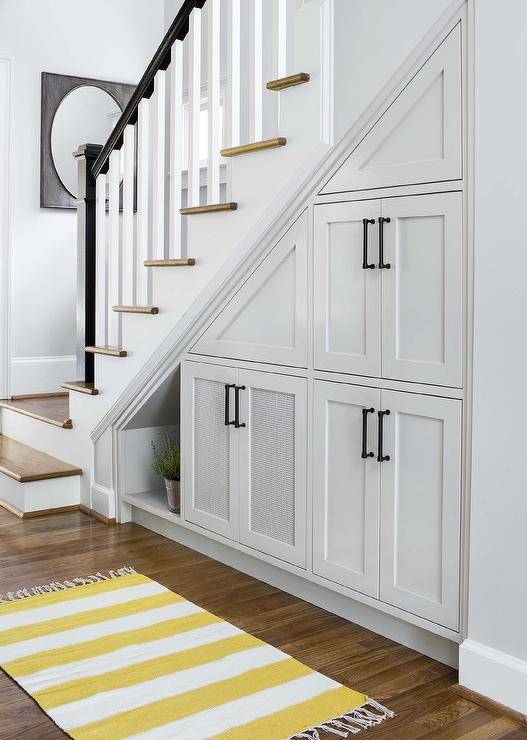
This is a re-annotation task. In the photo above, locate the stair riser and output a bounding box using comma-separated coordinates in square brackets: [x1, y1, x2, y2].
[0, 475, 80, 516]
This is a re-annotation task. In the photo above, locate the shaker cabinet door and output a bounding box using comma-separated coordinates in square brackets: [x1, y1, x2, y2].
[379, 389, 462, 629]
[182, 361, 239, 540]
[237, 370, 308, 568]
[314, 201, 381, 377]
[381, 192, 463, 387]
[312, 381, 381, 597]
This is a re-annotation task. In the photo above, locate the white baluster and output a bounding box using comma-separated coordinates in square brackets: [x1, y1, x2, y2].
[169, 39, 184, 258]
[188, 7, 202, 208]
[250, 0, 264, 142]
[207, 0, 221, 204]
[152, 70, 166, 260]
[276, 0, 292, 79]
[95, 174, 108, 348]
[226, 0, 241, 149]
[122, 124, 135, 306]
[107, 149, 121, 347]
[136, 99, 151, 304]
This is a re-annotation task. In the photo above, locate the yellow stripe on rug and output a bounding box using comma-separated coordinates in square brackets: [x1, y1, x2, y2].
[0, 571, 394, 739]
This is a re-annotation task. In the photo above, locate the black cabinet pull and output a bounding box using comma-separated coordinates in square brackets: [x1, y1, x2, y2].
[362, 218, 375, 269]
[378, 217, 391, 269]
[361, 408, 375, 459]
[224, 384, 235, 426]
[234, 385, 246, 429]
[377, 410, 391, 462]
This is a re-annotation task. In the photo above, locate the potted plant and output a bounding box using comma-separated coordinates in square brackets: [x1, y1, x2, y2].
[151, 434, 181, 514]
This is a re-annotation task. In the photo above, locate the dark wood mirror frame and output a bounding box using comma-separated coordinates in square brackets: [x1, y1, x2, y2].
[40, 72, 136, 210]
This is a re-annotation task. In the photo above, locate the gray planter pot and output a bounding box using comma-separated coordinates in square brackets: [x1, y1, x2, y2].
[164, 479, 181, 514]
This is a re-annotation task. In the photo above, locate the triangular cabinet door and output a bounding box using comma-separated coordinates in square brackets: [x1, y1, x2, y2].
[192, 210, 308, 367]
[321, 23, 462, 194]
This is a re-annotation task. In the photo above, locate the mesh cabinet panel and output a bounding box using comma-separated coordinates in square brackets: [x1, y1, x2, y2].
[194, 378, 230, 520]
[249, 387, 295, 546]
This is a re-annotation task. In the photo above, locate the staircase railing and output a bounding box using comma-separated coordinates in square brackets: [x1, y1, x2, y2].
[75, 0, 298, 383]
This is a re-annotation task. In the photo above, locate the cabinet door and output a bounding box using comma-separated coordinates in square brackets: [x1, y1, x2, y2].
[379, 390, 461, 629]
[182, 361, 239, 540]
[237, 370, 307, 567]
[381, 192, 463, 387]
[313, 381, 380, 597]
[314, 201, 381, 376]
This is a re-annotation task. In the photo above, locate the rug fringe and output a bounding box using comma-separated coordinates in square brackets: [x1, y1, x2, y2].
[290, 699, 395, 739]
[0, 566, 137, 603]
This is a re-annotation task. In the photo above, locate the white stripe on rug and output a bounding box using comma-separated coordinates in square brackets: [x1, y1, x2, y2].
[0, 581, 168, 632]
[21, 621, 242, 692]
[0, 601, 203, 663]
[50, 645, 289, 729]
[130, 672, 340, 740]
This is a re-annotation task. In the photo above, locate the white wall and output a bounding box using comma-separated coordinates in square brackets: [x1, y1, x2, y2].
[459, 0, 527, 714]
[165, 0, 185, 29]
[0, 0, 165, 394]
[0, 57, 11, 399]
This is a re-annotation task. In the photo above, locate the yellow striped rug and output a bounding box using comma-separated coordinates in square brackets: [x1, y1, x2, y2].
[0, 569, 393, 739]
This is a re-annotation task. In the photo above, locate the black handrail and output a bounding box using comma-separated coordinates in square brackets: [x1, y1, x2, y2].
[91, 0, 206, 179]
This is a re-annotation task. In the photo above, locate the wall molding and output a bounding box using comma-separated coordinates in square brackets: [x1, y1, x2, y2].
[10, 355, 76, 395]
[90, 482, 116, 520]
[459, 639, 527, 714]
[0, 57, 13, 400]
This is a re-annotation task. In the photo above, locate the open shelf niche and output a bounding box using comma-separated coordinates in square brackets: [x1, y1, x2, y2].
[119, 366, 181, 521]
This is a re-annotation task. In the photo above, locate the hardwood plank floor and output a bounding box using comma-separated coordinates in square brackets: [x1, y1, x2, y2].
[0, 507, 524, 739]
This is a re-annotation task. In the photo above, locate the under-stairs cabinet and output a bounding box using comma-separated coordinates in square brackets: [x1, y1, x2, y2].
[314, 192, 463, 387]
[313, 380, 462, 630]
[182, 360, 307, 568]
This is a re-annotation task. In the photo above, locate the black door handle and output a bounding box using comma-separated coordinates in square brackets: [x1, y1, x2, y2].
[361, 408, 375, 459]
[378, 217, 391, 269]
[234, 385, 246, 429]
[224, 384, 235, 426]
[362, 218, 375, 269]
[377, 410, 390, 462]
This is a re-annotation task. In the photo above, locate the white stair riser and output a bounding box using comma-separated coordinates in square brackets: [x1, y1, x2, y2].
[0, 475, 80, 515]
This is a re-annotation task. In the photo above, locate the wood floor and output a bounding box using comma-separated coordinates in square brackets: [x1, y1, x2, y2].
[0, 507, 524, 739]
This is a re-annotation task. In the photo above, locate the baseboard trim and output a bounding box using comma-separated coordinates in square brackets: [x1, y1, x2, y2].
[459, 639, 527, 715]
[132, 507, 459, 668]
[0, 498, 79, 519]
[90, 482, 116, 521]
[450, 684, 527, 726]
[79, 504, 116, 525]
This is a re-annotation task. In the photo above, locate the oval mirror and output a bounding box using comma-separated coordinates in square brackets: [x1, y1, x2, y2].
[51, 86, 121, 198]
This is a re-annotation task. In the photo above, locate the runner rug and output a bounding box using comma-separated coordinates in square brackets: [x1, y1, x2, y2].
[0, 568, 394, 739]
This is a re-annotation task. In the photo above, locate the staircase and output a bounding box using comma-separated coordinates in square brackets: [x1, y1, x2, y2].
[0, 0, 329, 518]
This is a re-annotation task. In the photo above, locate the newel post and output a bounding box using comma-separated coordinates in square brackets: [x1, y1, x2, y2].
[74, 144, 102, 385]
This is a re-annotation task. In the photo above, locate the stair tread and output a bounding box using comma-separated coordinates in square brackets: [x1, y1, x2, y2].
[0, 434, 82, 483]
[61, 381, 99, 396]
[180, 203, 238, 215]
[112, 306, 159, 314]
[85, 346, 128, 357]
[144, 258, 196, 267]
[266, 72, 310, 91]
[0, 395, 72, 429]
[220, 138, 287, 158]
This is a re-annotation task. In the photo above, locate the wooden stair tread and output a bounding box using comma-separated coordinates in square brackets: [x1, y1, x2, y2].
[180, 203, 238, 215]
[220, 138, 287, 158]
[85, 346, 127, 357]
[112, 306, 159, 315]
[0, 434, 82, 483]
[144, 258, 196, 267]
[266, 72, 310, 91]
[61, 381, 99, 396]
[0, 395, 72, 429]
